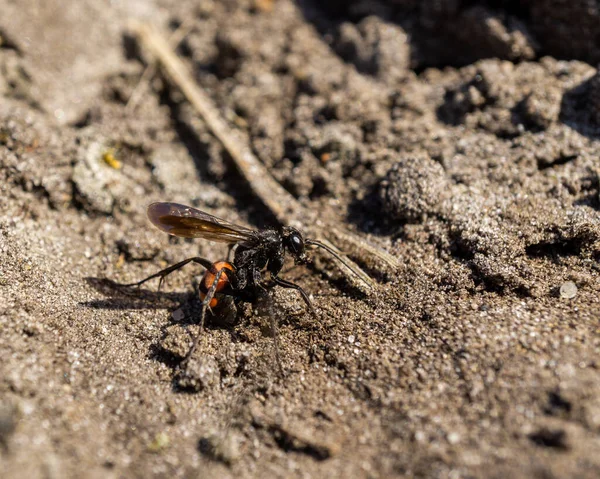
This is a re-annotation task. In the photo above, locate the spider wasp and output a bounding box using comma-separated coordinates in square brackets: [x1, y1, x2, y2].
[123, 202, 369, 365]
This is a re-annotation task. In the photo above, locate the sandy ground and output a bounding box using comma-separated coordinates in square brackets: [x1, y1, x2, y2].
[1, 1, 600, 478]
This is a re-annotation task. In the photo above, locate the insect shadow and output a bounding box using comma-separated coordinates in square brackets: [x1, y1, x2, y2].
[82, 277, 192, 311]
[83, 276, 250, 389]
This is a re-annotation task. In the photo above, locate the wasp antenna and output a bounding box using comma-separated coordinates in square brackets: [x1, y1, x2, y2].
[305, 238, 375, 290]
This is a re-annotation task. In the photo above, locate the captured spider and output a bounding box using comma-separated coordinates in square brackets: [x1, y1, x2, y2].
[122, 202, 369, 364]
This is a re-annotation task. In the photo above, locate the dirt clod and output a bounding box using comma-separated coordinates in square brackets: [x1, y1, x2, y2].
[379, 155, 448, 222]
[175, 356, 220, 392]
[198, 430, 241, 465]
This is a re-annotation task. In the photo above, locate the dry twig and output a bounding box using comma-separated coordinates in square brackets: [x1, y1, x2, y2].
[127, 19, 195, 110]
[130, 22, 399, 290]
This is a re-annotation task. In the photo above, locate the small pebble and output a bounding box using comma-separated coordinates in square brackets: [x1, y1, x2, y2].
[148, 432, 169, 453]
[559, 281, 577, 299]
[171, 308, 185, 322]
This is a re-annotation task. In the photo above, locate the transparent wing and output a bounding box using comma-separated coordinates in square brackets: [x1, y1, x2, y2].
[147, 202, 256, 244]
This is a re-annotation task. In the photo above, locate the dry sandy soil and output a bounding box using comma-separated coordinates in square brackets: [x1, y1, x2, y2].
[1, 1, 600, 478]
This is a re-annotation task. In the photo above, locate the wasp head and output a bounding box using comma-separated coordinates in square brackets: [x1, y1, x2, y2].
[282, 227, 308, 264]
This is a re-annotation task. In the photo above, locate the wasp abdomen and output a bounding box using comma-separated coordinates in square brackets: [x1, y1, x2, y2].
[199, 261, 235, 308]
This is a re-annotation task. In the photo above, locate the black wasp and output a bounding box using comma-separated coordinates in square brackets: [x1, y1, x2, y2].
[123, 202, 368, 364]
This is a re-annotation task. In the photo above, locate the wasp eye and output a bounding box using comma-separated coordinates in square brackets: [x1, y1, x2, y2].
[288, 232, 304, 256]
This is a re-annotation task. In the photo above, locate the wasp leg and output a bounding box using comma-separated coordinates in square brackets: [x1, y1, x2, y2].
[120, 257, 213, 291]
[252, 267, 267, 291]
[271, 275, 316, 317]
[181, 267, 229, 365]
[226, 244, 238, 262]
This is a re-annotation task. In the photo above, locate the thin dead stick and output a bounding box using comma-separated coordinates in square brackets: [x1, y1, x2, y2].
[126, 62, 157, 110]
[127, 20, 195, 110]
[130, 22, 398, 288]
[307, 237, 374, 289]
[131, 21, 298, 224]
[324, 228, 400, 275]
